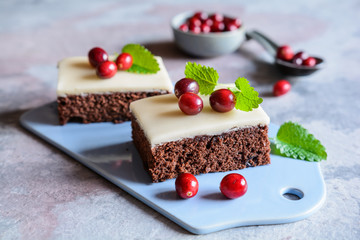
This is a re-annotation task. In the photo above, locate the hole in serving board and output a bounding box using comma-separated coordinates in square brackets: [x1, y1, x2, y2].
[282, 188, 304, 200]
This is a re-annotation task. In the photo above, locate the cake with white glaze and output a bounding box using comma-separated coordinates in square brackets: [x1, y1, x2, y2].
[57, 56, 173, 125]
[130, 93, 271, 182]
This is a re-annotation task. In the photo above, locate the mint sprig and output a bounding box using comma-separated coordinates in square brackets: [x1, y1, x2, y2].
[184, 62, 219, 95]
[122, 44, 159, 74]
[232, 77, 263, 112]
[274, 121, 327, 162]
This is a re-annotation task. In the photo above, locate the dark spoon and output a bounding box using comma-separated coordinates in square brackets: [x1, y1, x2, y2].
[246, 30, 325, 76]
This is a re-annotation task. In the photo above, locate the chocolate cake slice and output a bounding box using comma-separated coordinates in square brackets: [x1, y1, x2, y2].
[56, 56, 173, 125]
[130, 94, 271, 182]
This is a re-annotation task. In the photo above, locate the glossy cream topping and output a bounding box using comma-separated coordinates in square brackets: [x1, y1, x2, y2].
[130, 93, 270, 146]
[56, 56, 173, 96]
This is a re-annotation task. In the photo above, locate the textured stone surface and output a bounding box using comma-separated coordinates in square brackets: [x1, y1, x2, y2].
[0, 0, 359, 239]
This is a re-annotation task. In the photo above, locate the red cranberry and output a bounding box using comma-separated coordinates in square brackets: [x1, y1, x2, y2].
[193, 11, 208, 21]
[203, 18, 213, 27]
[225, 23, 238, 31]
[292, 56, 303, 65]
[273, 79, 291, 96]
[303, 57, 317, 67]
[179, 23, 189, 32]
[175, 173, 199, 199]
[178, 92, 203, 115]
[209, 89, 235, 113]
[189, 17, 202, 27]
[211, 21, 225, 32]
[116, 53, 133, 70]
[292, 51, 308, 65]
[210, 13, 224, 22]
[189, 25, 201, 34]
[227, 17, 241, 27]
[223, 16, 231, 23]
[96, 61, 117, 79]
[200, 23, 211, 33]
[88, 47, 108, 67]
[293, 51, 308, 60]
[220, 173, 248, 199]
[276, 45, 294, 61]
[174, 78, 200, 98]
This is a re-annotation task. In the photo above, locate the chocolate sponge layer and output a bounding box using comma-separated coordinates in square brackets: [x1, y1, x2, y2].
[131, 115, 271, 182]
[57, 91, 168, 125]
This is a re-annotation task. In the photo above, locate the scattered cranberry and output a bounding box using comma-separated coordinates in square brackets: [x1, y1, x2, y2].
[88, 47, 108, 67]
[220, 173, 248, 199]
[174, 78, 200, 98]
[276, 45, 294, 61]
[178, 92, 203, 115]
[209, 89, 235, 113]
[303, 57, 317, 67]
[175, 173, 199, 199]
[179, 23, 189, 32]
[96, 61, 117, 79]
[273, 79, 291, 96]
[116, 53, 133, 70]
[178, 12, 241, 34]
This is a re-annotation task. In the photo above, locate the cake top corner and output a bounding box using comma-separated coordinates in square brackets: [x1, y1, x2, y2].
[57, 56, 173, 96]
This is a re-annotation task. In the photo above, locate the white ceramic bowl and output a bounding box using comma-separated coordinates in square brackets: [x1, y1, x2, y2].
[171, 11, 246, 57]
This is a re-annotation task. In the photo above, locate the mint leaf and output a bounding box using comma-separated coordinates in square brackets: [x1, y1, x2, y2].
[274, 121, 327, 162]
[126, 64, 155, 74]
[184, 62, 218, 95]
[232, 77, 263, 111]
[122, 44, 159, 74]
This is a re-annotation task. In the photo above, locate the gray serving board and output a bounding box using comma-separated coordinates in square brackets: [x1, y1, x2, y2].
[20, 102, 326, 235]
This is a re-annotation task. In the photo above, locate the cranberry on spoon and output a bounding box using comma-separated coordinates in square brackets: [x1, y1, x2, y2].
[246, 30, 325, 76]
[292, 51, 308, 66]
[303, 57, 317, 67]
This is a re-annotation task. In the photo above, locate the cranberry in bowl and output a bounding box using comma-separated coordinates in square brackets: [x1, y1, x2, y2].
[171, 11, 245, 57]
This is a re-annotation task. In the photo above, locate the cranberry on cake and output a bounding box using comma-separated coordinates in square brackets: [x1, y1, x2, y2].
[130, 62, 270, 182]
[57, 45, 173, 125]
